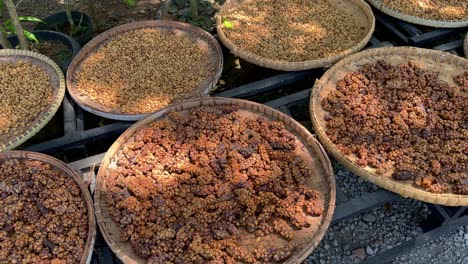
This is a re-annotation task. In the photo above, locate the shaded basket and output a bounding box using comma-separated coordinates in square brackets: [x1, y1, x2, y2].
[67, 20, 224, 121]
[95, 97, 336, 263]
[0, 49, 65, 152]
[216, 0, 375, 71]
[310, 47, 468, 206]
[366, 0, 468, 28]
[0, 150, 96, 263]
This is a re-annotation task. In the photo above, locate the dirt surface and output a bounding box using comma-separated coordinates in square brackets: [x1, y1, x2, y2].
[2, 0, 163, 34]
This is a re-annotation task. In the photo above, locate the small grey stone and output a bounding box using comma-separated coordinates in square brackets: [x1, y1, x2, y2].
[390, 216, 397, 222]
[359, 221, 368, 228]
[343, 244, 351, 251]
[324, 243, 331, 250]
[464, 234, 468, 240]
[319, 259, 326, 264]
[362, 213, 377, 223]
[366, 246, 375, 255]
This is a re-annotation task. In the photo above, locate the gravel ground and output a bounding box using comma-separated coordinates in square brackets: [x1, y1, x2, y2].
[304, 199, 430, 264]
[393, 225, 468, 264]
[333, 161, 381, 200]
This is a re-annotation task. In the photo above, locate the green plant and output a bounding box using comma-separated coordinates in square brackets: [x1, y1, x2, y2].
[0, 0, 43, 49]
[123, 0, 136, 7]
[168, 0, 217, 32]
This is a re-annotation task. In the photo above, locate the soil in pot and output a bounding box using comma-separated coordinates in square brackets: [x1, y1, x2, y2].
[29, 40, 73, 66]
[161, 0, 223, 32]
[47, 22, 91, 43]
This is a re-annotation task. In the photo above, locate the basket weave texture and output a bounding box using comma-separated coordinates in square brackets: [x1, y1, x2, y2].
[95, 97, 336, 263]
[0, 150, 96, 264]
[0, 49, 65, 152]
[310, 46, 468, 206]
[366, 0, 468, 28]
[216, 0, 375, 71]
[67, 20, 223, 121]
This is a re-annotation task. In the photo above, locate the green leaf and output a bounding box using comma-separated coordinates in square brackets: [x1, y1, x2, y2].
[168, 3, 178, 13]
[123, 0, 136, 7]
[222, 18, 233, 29]
[175, 0, 186, 8]
[178, 7, 191, 17]
[3, 19, 15, 34]
[18, 16, 45, 24]
[0, 0, 4, 15]
[23, 30, 39, 43]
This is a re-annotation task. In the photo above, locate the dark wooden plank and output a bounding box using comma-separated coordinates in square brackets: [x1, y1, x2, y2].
[362, 215, 468, 264]
[68, 153, 106, 171]
[214, 71, 310, 98]
[265, 89, 311, 109]
[433, 39, 463, 51]
[277, 106, 292, 117]
[375, 14, 409, 44]
[62, 94, 77, 134]
[335, 189, 348, 205]
[24, 122, 132, 153]
[410, 29, 457, 46]
[332, 190, 401, 224]
[395, 20, 422, 36]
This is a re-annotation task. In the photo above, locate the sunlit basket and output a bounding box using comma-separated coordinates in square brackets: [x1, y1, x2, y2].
[310, 47, 468, 206]
[0, 150, 96, 263]
[0, 49, 65, 152]
[216, 0, 375, 71]
[67, 20, 223, 121]
[95, 97, 336, 263]
[366, 0, 468, 28]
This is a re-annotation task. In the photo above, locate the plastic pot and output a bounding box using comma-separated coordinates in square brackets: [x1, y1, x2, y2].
[34, 11, 93, 46]
[4, 30, 81, 72]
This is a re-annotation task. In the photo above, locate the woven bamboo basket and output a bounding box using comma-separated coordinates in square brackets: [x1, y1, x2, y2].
[95, 97, 336, 263]
[310, 47, 468, 206]
[0, 49, 65, 152]
[366, 0, 468, 28]
[67, 20, 223, 121]
[0, 150, 96, 263]
[216, 0, 375, 71]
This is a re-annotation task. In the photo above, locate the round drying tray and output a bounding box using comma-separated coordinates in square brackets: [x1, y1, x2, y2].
[216, 0, 375, 71]
[0, 150, 96, 264]
[310, 47, 468, 206]
[0, 49, 65, 152]
[366, 0, 468, 28]
[95, 97, 336, 263]
[67, 20, 223, 121]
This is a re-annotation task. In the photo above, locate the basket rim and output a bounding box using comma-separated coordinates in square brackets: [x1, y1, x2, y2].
[0, 150, 96, 264]
[309, 46, 468, 206]
[66, 20, 224, 121]
[94, 97, 336, 263]
[216, 0, 375, 71]
[0, 49, 65, 152]
[366, 0, 468, 28]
